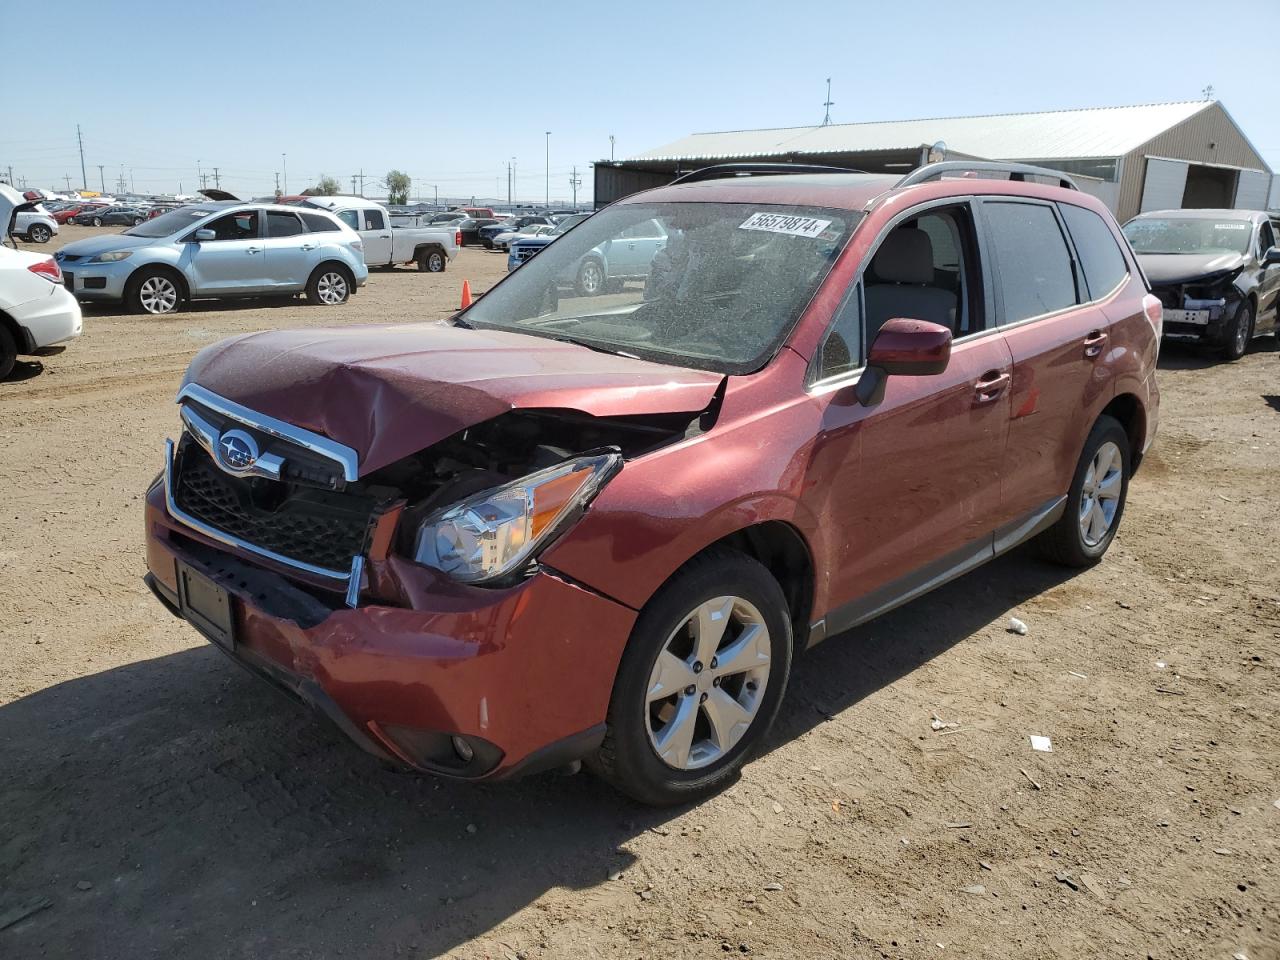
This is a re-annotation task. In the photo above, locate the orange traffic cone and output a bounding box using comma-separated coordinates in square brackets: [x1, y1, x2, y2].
[460, 280, 473, 308]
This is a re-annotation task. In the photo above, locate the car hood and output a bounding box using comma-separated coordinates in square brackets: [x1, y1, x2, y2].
[1136, 251, 1249, 286]
[56, 233, 163, 257]
[183, 321, 724, 475]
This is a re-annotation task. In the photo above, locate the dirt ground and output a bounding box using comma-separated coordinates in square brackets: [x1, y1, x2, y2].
[2, 224, 1278, 960]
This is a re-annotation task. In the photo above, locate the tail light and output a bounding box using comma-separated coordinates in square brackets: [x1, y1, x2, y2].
[1142, 293, 1163, 339]
[28, 258, 61, 283]
[455, 229, 462, 247]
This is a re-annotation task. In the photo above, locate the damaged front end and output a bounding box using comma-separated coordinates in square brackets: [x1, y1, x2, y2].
[1149, 267, 1245, 344]
[162, 382, 713, 611]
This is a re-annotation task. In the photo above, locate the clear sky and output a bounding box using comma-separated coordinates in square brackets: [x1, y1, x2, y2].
[3, 0, 1275, 204]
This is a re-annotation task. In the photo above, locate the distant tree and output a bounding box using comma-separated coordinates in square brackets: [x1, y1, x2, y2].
[314, 174, 341, 196]
[384, 170, 411, 205]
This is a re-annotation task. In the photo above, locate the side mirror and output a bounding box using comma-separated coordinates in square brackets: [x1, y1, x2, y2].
[854, 318, 953, 406]
[192, 229, 215, 242]
[1263, 246, 1280, 267]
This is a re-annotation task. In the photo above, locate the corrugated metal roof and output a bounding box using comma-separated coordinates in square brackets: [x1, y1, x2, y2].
[627, 101, 1214, 163]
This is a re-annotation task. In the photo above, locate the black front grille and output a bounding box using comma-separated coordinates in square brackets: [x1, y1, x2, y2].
[63, 272, 74, 292]
[173, 441, 373, 573]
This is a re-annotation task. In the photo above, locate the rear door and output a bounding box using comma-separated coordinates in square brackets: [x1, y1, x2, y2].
[1255, 219, 1280, 330]
[261, 209, 313, 290]
[185, 209, 266, 294]
[979, 198, 1114, 531]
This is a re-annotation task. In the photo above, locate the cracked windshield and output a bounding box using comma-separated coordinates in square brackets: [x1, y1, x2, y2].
[465, 202, 854, 372]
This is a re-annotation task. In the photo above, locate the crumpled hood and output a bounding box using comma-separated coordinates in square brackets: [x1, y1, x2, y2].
[56, 233, 160, 258]
[184, 321, 723, 475]
[1136, 251, 1248, 286]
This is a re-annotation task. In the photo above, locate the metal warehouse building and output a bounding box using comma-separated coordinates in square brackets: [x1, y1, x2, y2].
[596, 100, 1276, 222]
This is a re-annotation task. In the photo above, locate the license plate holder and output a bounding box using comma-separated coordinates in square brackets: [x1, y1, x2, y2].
[1164, 308, 1209, 325]
[176, 561, 235, 651]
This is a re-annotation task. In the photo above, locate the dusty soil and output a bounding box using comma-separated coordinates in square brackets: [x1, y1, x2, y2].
[2, 224, 1278, 959]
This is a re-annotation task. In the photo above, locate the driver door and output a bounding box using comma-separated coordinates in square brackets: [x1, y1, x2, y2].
[185, 209, 267, 294]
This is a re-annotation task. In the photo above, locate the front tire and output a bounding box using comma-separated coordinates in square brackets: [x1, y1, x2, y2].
[126, 269, 183, 316]
[1035, 415, 1130, 567]
[1222, 300, 1254, 361]
[589, 547, 793, 806]
[92, 216, 103, 227]
[306, 265, 352, 305]
[28, 224, 52, 243]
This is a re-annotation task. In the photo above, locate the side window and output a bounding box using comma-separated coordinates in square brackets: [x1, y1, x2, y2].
[300, 212, 339, 232]
[1059, 203, 1129, 300]
[983, 202, 1079, 324]
[1257, 220, 1275, 256]
[861, 204, 980, 344]
[266, 211, 303, 238]
[363, 209, 385, 231]
[817, 284, 863, 381]
[337, 210, 359, 231]
[203, 210, 259, 241]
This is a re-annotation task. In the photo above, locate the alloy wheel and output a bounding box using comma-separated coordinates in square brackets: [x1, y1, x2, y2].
[1234, 308, 1251, 353]
[316, 272, 348, 304]
[428, 253, 444, 272]
[580, 262, 603, 295]
[645, 596, 771, 771]
[139, 275, 179, 315]
[1078, 440, 1123, 547]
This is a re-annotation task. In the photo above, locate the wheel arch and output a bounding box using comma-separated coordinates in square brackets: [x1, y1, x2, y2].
[0, 306, 35, 354]
[309, 259, 356, 284]
[1098, 392, 1146, 468]
[127, 262, 190, 302]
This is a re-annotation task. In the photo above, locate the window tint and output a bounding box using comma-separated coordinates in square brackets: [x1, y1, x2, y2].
[1060, 203, 1129, 299]
[266, 211, 304, 238]
[984, 202, 1079, 324]
[363, 209, 385, 230]
[300, 211, 339, 232]
[337, 210, 359, 230]
[1257, 220, 1275, 255]
[818, 284, 862, 380]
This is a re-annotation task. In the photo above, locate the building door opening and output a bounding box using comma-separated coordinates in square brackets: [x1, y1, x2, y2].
[1181, 164, 1237, 208]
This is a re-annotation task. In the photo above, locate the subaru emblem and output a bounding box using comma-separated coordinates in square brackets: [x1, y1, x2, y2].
[217, 429, 260, 472]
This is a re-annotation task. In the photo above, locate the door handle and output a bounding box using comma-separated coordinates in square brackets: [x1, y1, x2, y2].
[300, 244, 316, 251]
[379, 234, 391, 238]
[246, 247, 261, 254]
[1083, 329, 1109, 358]
[973, 370, 1011, 403]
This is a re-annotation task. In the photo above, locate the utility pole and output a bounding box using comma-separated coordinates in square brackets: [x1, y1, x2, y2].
[282, 153, 287, 195]
[76, 124, 87, 190]
[274, 172, 280, 196]
[4, 165, 12, 185]
[63, 174, 73, 193]
[97, 165, 105, 193]
[609, 135, 615, 162]
[511, 159, 517, 205]
[544, 131, 551, 208]
[358, 169, 365, 195]
[568, 166, 581, 210]
[507, 159, 513, 207]
[350, 174, 357, 194]
[197, 159, 202, 190]
[212, 167, 220, 189]
[822, 77, 834, 126]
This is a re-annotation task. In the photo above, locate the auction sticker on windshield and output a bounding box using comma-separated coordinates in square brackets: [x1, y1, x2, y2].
[739, 212, 832, 238]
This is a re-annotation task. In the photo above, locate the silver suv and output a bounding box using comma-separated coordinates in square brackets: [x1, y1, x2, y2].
[54, 202, 368, 315]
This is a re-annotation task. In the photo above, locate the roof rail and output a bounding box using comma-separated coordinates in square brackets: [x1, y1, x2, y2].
[670, 162, 867, 185]
[896, 160, 1079, 191]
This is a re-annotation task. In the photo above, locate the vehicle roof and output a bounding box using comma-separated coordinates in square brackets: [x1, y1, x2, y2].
[1128, 208, 1267, 222]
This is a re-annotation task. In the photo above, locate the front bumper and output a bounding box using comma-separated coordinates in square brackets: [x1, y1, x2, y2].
[143, 478, 636, 779]
[1153, 285, 1239, 345]
[58, 257, 133, 302]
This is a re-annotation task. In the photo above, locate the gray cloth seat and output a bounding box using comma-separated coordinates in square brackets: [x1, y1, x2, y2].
[864, 229, 957, 340]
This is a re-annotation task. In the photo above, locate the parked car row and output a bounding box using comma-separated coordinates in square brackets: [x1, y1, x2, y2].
[142, 160, 1180, 805]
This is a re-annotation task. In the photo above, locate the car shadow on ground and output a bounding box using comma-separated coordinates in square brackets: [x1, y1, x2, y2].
[0, 546, 1076, 957]
[78, 296, 312, 319]
[1157, 335, 1279, 371]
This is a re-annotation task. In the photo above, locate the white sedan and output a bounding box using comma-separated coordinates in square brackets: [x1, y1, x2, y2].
[492, 223, 556, 251]
[0, 246, 82, 379]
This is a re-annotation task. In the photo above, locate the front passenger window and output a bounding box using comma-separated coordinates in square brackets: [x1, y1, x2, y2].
[363, 209, 385, 231]
[337, 210, 359, 231]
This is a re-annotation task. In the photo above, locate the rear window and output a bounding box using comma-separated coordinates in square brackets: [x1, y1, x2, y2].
[1060, 203, 1129, 299]
[266, 211, 304, 238]
[984, 201, 1080, 324]
[300, 212, 340, 232]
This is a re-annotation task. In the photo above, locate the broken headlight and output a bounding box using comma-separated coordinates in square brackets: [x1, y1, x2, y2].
[412, 452, 621, 583]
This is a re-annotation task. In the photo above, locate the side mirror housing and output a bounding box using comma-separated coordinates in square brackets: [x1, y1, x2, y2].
[854, 318, 953, 406]
[1263, 246, 1280, 267]
[193, 228, 215, 242]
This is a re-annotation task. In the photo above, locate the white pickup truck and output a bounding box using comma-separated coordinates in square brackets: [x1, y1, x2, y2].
[300, 196, 458, 272]
[198, 190, 460, 272]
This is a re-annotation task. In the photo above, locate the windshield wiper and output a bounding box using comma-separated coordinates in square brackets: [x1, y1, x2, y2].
[451, 314, 474, 329]
[547, 334, 639, 360]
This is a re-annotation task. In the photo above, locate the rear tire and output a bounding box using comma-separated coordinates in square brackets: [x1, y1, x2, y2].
[418, 249, 446, 272]
[1222, 300, 1254, 361]
[306, 265, 352, 305]
[92, 216, 103, 227]
[1035, 415, 1130, 567]
[28, 224, 51, 243]
[588, 547, 793, 806]
[0, 325, 17, 380]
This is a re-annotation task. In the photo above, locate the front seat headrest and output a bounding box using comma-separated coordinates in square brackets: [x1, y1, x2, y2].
[873, 229, 935, 285]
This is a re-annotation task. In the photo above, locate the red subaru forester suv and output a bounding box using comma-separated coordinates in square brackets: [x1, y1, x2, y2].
[145, 161, 1160, 805]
